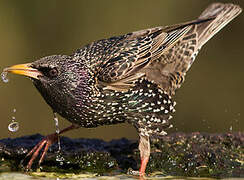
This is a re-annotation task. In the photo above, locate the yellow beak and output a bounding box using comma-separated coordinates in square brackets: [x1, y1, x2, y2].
[3, 63, 42, 80]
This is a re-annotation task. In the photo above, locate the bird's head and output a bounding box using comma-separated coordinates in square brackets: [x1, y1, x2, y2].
[4, 55, 93, 121]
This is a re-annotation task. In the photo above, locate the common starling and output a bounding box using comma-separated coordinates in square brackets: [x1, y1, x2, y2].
[3, 3, 242, 176]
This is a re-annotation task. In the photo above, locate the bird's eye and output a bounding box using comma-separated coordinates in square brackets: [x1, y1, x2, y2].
[48, 68, 58, 77]
[38, 67, 59, 78]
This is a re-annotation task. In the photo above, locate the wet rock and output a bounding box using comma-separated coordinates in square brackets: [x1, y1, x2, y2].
[0, 132, 243, 178]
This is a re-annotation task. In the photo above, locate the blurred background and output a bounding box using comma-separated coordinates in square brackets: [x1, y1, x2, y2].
[0, 0, 243, 141]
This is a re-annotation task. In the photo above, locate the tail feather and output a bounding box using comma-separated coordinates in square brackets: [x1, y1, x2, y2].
[197, 3, 242, 48]
[144, 3, 242, 95]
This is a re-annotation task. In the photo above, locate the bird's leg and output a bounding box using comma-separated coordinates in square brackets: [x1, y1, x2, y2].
[25, 124, 79, 170]
[138, 134, 150, 176]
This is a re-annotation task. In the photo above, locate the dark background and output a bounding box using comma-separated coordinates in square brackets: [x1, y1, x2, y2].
[0, 0, 243, 141]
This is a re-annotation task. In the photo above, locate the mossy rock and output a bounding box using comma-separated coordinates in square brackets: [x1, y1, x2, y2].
[0, 132, 243, 178]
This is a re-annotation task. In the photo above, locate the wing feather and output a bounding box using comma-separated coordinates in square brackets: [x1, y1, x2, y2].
[74, 3, 241, 94]
[96, 23, 196, 91]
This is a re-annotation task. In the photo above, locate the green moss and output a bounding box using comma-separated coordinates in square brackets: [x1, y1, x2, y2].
[0, 133, 243, 178]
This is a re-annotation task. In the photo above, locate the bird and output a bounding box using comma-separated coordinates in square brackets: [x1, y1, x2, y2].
[3, 3, 242, 176]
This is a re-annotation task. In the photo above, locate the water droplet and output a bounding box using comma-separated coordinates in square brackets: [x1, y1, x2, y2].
[55, 150, 64, 166]
[8, 122, 19, 132]
[56, 153, 65, 162]
[53, 112, 61, 151]
[8, 108, 19, 132]
[53, 113, 60, 134]
[1, 71, 9, 83]
[107, 161, 115, 168]
[188, 162, 194, 167]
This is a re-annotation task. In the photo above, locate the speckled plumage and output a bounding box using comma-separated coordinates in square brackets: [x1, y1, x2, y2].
[4, 3, 242, 175]
[33, 3, 241, 138]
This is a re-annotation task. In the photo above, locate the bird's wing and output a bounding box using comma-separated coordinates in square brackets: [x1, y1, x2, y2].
[74, 3, 241, 94]
[90, 3, 241, 94]
[142, 3, 242, 95]
[94, 19, 211, 92]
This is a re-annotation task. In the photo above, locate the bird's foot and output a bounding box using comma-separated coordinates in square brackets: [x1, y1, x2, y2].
[25, 133, 59, 170]
[139, 157, 149, 176]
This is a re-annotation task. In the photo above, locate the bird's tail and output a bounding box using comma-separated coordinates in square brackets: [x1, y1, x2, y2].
[153, 3, 242, 95]
[196, 3, 242, 48]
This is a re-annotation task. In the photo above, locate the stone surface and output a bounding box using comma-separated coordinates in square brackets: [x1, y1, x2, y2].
[0, 132, 243, 178]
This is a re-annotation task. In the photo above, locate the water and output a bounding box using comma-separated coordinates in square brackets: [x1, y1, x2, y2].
[8, 108, 19, 132]
[8, 121, 19, 132]
[1, 71, 9, 83]
[1, 71, 19, 132]
[53, 113, 60, 134]
[0, 172, 243, 180]
[53, 112, 61, 152]
[55, 152, 65, 166]
[53, 113, 65, 165]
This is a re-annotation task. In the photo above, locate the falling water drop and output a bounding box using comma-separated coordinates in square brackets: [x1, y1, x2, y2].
[53, 112, 61, 151]
[56, 151, 65, 165]
[1, 71, 9, 83]
[53, 113, 64, 164]
[8, 108, 19, 132]
[8, 122, 19, 132]
[53, 112, 60, 134]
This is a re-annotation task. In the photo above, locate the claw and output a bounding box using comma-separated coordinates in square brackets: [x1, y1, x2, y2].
[39, 141, 51, 165]
[23, 124, 79, 170]
[25, 133, 58, 170]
